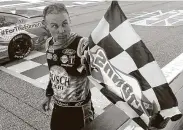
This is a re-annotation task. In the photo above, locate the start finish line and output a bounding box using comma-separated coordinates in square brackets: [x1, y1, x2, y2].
[129, 10, 183, 26]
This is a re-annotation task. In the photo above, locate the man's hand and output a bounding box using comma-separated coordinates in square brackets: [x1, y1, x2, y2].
[42, 97, 52, 112]
[148, 113, 170, 129]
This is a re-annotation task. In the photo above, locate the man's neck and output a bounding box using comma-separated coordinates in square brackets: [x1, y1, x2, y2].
[52, 32, 77, 49]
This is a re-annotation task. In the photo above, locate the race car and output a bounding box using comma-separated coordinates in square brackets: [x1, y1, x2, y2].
[0, 9, 50, 60]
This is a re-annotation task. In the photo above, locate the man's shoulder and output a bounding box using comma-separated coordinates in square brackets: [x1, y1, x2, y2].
[45, 37, 53, 51]
[77, 37, 89, 57]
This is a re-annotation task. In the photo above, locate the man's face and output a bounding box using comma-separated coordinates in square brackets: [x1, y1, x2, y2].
[45, 12, 71, 43]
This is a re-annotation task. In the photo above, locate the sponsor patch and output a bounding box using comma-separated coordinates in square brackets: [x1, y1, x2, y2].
[53, 54, 58, 61]
[48, 46, 54, 53]
[62, 49, 76, 55]
[60, 55, 68, 63]
[47, 53, 53, 60]
[69, 55, 75, 64]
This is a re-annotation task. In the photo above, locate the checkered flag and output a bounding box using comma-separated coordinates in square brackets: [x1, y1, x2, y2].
[87, 1, 182, 129]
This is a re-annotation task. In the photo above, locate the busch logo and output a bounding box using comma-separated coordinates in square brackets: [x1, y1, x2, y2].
[90, 48, 152, 114]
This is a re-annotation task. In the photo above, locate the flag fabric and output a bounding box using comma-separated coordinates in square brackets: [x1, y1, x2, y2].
[87, 1, 182, 129]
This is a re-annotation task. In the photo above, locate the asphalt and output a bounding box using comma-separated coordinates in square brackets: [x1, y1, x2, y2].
[1, 1, 183, 130]
[165, 72, 183, 130]
[1, 65, 183, 130]
[0, 70, 51, 130]
[69, 1, 183, 68]
[2, 1, 183, 67]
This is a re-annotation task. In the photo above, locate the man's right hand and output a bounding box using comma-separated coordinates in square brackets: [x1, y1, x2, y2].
[42, 97, 52, 112]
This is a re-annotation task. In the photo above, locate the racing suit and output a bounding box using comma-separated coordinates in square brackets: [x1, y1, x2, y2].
[45, 33, 94, 130]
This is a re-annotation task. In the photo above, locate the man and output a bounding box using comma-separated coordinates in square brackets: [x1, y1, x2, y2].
[42, 3, 94, 130]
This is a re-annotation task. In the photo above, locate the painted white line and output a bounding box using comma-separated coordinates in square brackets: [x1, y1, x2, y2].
[7, 60, 41, 73]
[28, 6, 46, 10]
[1, 52, 183, 117]
[130, 10, 183, 26]
[139, 10, 176, 20]
[66, 5, 78, 8]
[27, 3, 86, 10]
[1, 49, 183, 99]
[162, 53, 183, 84]
[0, 65, 108, 116]
[0, 2, 35, 8]
[130, 12, 149, 15]
[0, 0, 15, 1]
[24, 51, 45, 60]
[43, 63, 48, 66]
[129, 10, 161, 20]
[170, 12, 183, 25]
[10, 10, 16, 14]
[1, 49, 182, 85]
[20, 0, 44, 3]
[172, 20, 183, 25]
[35, 74, 49, 85]
[150, 12, 182, 26]
[73, 1, 97, 5]
[1, 51, 183, 86]
[132, 10, 178, 26]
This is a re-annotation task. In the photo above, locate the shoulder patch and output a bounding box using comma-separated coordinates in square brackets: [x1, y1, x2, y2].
[45, 37, 53, 51]
[77, 37, 89, 57]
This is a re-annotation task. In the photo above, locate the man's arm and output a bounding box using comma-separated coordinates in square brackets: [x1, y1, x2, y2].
[77, 37, 90, 73]
[77, 37, 89, 58]
[42, 79, 53, 112]
[46, 80, 54, 97]
[45, 37, 53, 52]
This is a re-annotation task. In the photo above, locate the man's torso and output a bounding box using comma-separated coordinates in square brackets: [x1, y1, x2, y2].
[46, 35, 90, 103]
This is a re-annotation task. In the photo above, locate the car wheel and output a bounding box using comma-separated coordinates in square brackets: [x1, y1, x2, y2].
[8, 34, 32, 60]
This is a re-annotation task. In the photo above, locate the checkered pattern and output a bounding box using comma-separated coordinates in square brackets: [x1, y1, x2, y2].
[88, 1, 182, 129]
[0, 0, 115, 120]
[3, 50, 112, 116]
[4, 51, 49, 86]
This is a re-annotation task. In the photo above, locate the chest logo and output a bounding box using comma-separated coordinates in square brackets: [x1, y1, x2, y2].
[48, 46, 54, 53]
[61, 55, 68, 63]
[53, 54, 58, 61]
[47, 53, 53, 60]
[62, 49, 76, 55]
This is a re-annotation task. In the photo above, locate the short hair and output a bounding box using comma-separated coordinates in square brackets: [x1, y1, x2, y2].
[43, 3, 69, 19]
